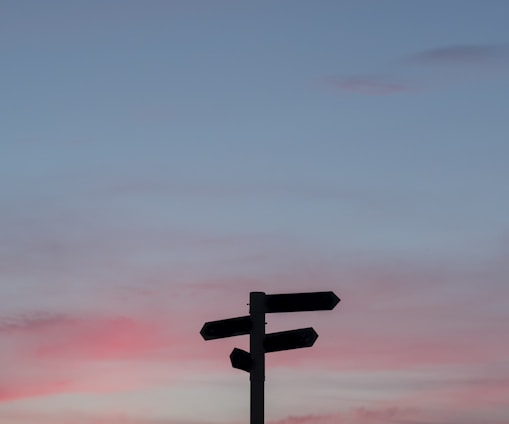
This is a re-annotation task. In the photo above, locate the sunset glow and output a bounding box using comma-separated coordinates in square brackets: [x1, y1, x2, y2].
[1, 1, 509, 424]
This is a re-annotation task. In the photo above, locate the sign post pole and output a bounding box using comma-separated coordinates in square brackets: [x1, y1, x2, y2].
[250, 291, 265, 424]
[200, 290, 340, 424]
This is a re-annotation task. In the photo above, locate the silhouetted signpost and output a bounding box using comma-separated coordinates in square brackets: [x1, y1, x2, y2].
[200, 291, 340, 424]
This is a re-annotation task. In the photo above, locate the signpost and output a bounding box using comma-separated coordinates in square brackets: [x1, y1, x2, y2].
[200, 291, 340, 424]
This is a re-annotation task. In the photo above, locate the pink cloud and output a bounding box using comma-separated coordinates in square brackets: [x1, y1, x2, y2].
[269, 407, 419, 424]
[3, 408, 508, 424]
[0, 307, 248, 402]
[0, 311, 179, 402]
[1, 312, 162, 361]
[321, 76, 411, 95]
[322, 43, 509, 95]
[0, 410, 207, 424]
[0, 379, 74, 403]
[440, 377, 509, 409]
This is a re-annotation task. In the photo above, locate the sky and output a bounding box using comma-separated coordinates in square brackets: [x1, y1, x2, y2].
[1, 1, 509, 423]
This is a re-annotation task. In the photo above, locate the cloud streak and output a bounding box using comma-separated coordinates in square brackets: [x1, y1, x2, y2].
[0, 408, 420, 424]
[408, 44, 509, 66]
[326, 42, 509, 95]
[0, 410, 210, 424]
[269, 407, 422, 424]
[321, 76, 411, 95]
[0, 312, 76, 334]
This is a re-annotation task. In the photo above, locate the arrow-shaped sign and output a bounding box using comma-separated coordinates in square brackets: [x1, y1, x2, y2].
[263, 327, 318, 353]
[230, 348, 252, 372]
[265, 291, 339, 313]
[200, 316, 252, 340]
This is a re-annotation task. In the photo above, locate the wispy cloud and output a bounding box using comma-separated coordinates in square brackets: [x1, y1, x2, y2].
[443, 376, 509, 409]
[0, 410, 209, 424]
[408, 44, 509, 66]
[270, 407, 420, 424]
[0, 312, 76, 334]
[2, 406, 507, 424]
[103, 180, 396, 204]
[321, 76, 412, 95]
[325, 42, 509, 95]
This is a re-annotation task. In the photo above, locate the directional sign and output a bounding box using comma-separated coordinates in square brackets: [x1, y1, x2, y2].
[230, 348, 252, 372]
[265, 291, 339, 313]
[200, 291, 340, 424]
[263, 327, 318, 353]
[200, 316, 252, 340]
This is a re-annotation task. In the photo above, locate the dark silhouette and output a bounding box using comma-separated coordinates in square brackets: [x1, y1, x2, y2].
[200, 291, 340, 424]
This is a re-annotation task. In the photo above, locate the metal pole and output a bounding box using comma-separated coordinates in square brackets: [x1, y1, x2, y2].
[250, 291, 265, 424]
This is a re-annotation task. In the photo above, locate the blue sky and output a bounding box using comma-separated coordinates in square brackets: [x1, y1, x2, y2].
[1, 2, 509, 424]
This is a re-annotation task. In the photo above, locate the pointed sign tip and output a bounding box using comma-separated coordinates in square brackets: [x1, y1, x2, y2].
[330, 291, 340, 309]
[230, 348, 252, 372]
[200, 316, 252, 340]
